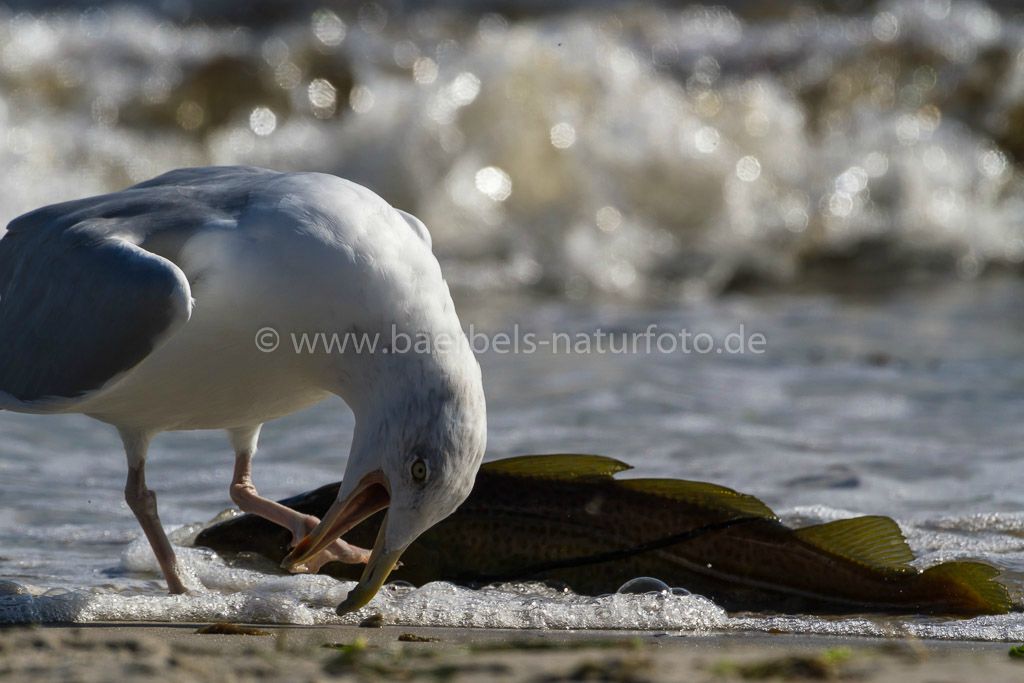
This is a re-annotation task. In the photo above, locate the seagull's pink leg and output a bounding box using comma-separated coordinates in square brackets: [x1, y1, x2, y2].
[121, 430, 188, 595]
[230, 450, 370, 572]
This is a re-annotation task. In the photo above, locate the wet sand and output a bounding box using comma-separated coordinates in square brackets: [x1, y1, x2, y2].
[1, 623, 1020, 682]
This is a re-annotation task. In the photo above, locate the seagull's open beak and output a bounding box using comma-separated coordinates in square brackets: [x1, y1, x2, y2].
[333, 515, 406, 615]
[281, 470, 390, 572]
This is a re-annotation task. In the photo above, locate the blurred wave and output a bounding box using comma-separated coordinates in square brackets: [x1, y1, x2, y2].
[2, 0, 1024, 297]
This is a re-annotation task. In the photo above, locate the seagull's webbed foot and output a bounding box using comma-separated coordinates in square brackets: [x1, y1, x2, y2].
[284, 515, 371, 573]
[230, 449, 372, 574]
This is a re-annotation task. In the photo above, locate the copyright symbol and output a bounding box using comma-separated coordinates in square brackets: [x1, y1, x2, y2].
[255, 327, 280, 353]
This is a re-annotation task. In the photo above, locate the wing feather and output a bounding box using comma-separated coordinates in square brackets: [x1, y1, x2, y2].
[0, 215, 192, 408]
[0, 164, 421, 410]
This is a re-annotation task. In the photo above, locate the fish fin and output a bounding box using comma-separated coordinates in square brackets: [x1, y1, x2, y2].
[616, 479, 777, 519]
[480, 454, 632, 480]
[795, 516, 915, 569]
[920, 561, 1012, 615]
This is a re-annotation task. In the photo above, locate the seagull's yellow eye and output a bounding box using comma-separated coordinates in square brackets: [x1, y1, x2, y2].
[411, 458, 428, 482]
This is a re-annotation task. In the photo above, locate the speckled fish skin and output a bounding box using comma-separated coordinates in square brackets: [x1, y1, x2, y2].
[195, 455, 1012, 616]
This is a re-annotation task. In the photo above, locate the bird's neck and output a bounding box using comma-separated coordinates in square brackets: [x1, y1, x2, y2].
[334, 328, 481, 423]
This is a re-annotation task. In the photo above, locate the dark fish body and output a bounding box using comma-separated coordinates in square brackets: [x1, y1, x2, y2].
[195, 455, 1011, 616]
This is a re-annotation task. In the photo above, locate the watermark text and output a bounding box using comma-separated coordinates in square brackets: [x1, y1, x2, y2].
[255, 324, 767, 356]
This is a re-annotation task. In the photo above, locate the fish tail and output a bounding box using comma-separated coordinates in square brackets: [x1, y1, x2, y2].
[917, 561, 1012, 615]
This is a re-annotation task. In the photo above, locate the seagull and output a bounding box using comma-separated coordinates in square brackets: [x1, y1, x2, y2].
[0, 166, 487, 614]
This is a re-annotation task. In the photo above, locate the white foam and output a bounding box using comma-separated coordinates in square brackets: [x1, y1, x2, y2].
[0, 529, 727, 629]
[6, 524, 1024, 640]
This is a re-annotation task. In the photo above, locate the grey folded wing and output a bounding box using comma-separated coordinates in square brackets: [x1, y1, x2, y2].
[0, 218, 192, 407]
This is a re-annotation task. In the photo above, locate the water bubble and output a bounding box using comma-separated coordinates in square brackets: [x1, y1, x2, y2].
[312, 9, 346, 47]
[231, 129, 257, 155]
[694, 55, 721, 84]
[735, 156, 761, 182]
[275, 62, 302, 90]
[829, 192, 854, 218]
[596, 206, 622, 233]
[450, 72, 481, 106]
[429, 74, 480, 124]
[913, 66, 938, 91]
[393, 41, 419, 69]
[550, 122, 577, 149]
[694, 126, 720, 154]
[249, 107, 277, 136]
[413, 57, 438, 85]
[510, 254, 542, 284]
[262, 37, 290, 66]
[872, 12, 900, 42]
[695, 90, 722, 117]
[929, 187, 960, 225]
[478, 14, 509, 40]
[142, 74, 171, 104]
[384, 580, 416, 592]
[349, 86, 375, 114]
[308, 78, 337, 118]
[475, 166, 512, 202]
[617, 577, 671, 594]
[835, 166, 868, 194]
[979, 149, 1008, 178]
[896, 114, 921, 145]
[358, 2, 388, 34]
[963, 4, 1000, 44]
[924, 0, 952, 20]
[785, 207, 809, 233]
[176, 101, 204, 131]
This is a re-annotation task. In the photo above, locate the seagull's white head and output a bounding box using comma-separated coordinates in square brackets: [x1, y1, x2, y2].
[282, 345, 486, 613]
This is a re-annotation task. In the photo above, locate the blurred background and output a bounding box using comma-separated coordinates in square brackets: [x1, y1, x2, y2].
[3, 0, 1024, 629]
[2, 0, 1024, 300]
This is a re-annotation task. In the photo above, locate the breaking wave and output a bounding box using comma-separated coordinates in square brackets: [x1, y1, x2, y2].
[2, 0, 1024, 297]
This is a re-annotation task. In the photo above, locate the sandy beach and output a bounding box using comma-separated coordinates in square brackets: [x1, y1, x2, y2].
[1, 624, 1021, 682]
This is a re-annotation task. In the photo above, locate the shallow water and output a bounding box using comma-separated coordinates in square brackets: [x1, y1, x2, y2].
[3, 280, 1024, 638]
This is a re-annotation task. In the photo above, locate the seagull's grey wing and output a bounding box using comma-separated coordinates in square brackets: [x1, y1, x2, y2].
[127, 164, 275, 191]
[0, 217, 192, 409]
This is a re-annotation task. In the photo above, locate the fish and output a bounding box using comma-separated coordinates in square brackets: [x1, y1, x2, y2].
[194, 454, 1013, 616]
